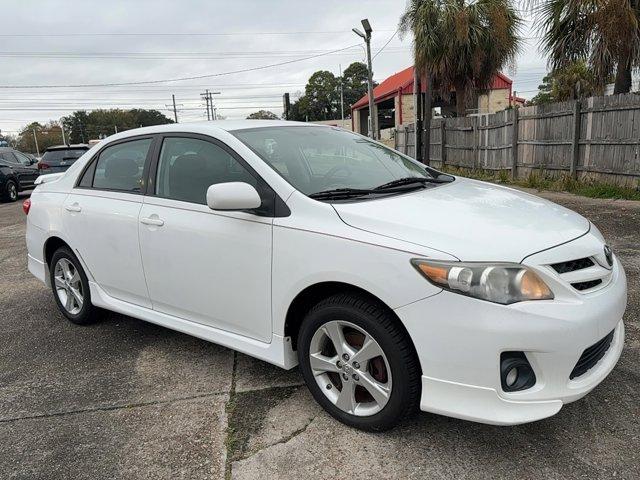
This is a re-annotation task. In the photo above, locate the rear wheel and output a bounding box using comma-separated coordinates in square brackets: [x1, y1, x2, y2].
[297, 293, 421, 431]
[2, 180, 18, 202]
[49, 247, 100, 325]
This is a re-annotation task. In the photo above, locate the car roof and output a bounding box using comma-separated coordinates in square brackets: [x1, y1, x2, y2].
[101, 120, 330, 141]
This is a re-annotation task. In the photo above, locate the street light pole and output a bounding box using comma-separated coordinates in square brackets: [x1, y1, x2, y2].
[353, 19, 376, 140]
[32, 129, 40, 157]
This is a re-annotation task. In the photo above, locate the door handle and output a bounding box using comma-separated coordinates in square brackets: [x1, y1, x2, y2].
[140, 216, 164, 227]
[65, 203, 82, 213]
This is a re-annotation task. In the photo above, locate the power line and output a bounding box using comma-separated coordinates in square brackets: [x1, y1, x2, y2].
[373, 30, 399, 60]
[0, 43, 362, 89]
[0, 29, 397, 38]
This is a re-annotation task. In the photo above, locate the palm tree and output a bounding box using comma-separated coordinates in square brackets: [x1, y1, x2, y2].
[400, 0, 522, 117]
[534, 0, 640, 94]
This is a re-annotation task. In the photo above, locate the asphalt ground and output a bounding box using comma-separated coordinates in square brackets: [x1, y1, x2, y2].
[1, 188, 638, 480]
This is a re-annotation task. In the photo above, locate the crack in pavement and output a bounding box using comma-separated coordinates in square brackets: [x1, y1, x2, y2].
[0, 391, 229, 424]
[233, 414, 317, 465]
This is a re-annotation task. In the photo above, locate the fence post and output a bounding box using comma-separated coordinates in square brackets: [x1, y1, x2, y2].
[511, 108, 519, 179]
[472, 116, 479, 170]
[440, 120, 447, 168]
[570, 100, 581, 179]
[403, 126, 408, 155]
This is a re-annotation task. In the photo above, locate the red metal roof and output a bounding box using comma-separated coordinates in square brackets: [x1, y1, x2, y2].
[351, 66, 513, 110]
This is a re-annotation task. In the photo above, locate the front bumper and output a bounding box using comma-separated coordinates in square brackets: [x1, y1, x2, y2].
[395, 255, 627, 425]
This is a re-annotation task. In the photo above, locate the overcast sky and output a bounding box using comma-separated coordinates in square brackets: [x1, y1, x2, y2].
[0, 0, 546, 136]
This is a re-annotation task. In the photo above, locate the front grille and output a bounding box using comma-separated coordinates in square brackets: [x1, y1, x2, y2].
[551, 257, 594, 274]
[570, 330, 615, 379]
[571, 279, 603, 291]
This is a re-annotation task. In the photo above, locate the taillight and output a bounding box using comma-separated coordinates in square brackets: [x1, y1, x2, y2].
[23, 198, 31, 215]
[38, 162, 50, 170]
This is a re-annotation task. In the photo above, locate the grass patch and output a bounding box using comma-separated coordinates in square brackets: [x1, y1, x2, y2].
[440, 166, 640, 201]
[225, 386, 299, 464]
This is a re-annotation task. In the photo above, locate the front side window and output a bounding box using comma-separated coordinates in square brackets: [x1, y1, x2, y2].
[155, 137, 257, 205]
[92, 139, 152, 192]
[232, 126, 435, 196]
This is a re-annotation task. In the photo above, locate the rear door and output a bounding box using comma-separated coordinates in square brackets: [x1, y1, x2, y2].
[62, 136, 155, 308]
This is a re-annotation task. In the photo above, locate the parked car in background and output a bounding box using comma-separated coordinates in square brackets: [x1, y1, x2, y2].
[25, 122, 627, 431]
[38, 144, 89, 173]
[0, 147, 39, 202]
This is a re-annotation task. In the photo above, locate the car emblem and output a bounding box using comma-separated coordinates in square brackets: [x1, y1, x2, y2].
[604, 245, 613, 267]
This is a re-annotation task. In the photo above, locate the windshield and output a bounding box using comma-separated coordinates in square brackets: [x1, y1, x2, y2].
[42, 149, 87, 163]
[232, 126, 436, 196]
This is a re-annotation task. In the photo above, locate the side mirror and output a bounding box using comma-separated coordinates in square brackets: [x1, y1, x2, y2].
[206, 182, 262, 211]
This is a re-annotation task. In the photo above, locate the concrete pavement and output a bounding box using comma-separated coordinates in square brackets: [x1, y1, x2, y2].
[1, 189, 638, 479]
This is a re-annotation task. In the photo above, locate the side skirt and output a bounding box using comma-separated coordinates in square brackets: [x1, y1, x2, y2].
[89, 281, 298, 369]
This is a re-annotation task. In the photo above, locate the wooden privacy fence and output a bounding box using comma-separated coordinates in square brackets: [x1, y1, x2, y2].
[394, 93, 640, 186]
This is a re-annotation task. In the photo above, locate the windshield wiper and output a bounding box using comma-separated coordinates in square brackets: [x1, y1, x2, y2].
[309, 188, 376, 200]
[374, 176, 451, 191]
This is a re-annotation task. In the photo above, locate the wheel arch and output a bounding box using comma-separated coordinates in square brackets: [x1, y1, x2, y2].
[284, 281, 419, 367]
[44, 235, 72, 267]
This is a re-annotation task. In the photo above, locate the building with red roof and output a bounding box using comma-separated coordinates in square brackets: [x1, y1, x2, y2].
[351, 66, 519, 136]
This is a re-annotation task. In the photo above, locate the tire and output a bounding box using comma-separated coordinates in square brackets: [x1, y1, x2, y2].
[297, 293, 421, 432]
[49, 246, 100, 325]
[2, 180, 18, 202]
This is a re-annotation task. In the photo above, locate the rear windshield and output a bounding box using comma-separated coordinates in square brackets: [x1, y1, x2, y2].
[42, 149, 87, 164]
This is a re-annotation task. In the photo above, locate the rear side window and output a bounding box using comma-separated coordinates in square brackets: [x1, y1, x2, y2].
[92, 139, 152, 192]
[155, 137, 257, 205]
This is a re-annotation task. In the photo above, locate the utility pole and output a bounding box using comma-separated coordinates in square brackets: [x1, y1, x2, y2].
[208, 91, 221, 120]
[202, 90, 211, 120]
[60, 124, 67, 145]
[339, 64, 345, 123]
[32, 129, 40, 157]
[172, 94, 178, 123]
[353, 19, 376, 139]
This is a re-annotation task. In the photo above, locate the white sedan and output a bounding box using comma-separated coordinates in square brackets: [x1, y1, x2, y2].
[25, 121, 626, 431]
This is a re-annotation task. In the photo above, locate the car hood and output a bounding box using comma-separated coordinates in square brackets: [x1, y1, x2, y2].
[332, 178, 590, 262]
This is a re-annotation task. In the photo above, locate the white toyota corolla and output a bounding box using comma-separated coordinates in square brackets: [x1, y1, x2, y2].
[25, 121, 626, 431]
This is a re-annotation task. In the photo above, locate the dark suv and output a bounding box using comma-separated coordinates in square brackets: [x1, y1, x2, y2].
[0, 147, 39, 202]
[39, 144, 89, 174]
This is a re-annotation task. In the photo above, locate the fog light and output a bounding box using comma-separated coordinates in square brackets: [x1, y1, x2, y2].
[505, 367, 518, 387]
[500, 352, 536, 392]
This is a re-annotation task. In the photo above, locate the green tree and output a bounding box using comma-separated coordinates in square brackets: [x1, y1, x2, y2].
[400, 0, 522, 116]
[341, 62, 374, 111]
[246, 110, 279, 120]
[535, 0, 640, 94]
[304, 70, 340, 120]
[62, 110, 89, 144]
[530, 61, 602, 105]
[62, 109, 173, 143]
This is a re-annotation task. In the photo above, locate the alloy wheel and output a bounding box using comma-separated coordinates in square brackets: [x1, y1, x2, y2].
[54, 258, 84, 315]
[8, 183, 17, 201]
[308, 320, 392, 416]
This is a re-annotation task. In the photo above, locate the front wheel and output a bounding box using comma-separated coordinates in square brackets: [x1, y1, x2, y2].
[49, 247, 100, 325]
[297, 294, 421, 431]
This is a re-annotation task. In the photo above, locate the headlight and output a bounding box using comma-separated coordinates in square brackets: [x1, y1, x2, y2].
[411, 259, 554, 305]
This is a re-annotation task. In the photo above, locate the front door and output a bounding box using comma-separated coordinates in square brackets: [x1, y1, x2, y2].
[12, 151, 39, 187]
[63, 137, 154, 308]
[138, 135, 273, 342]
